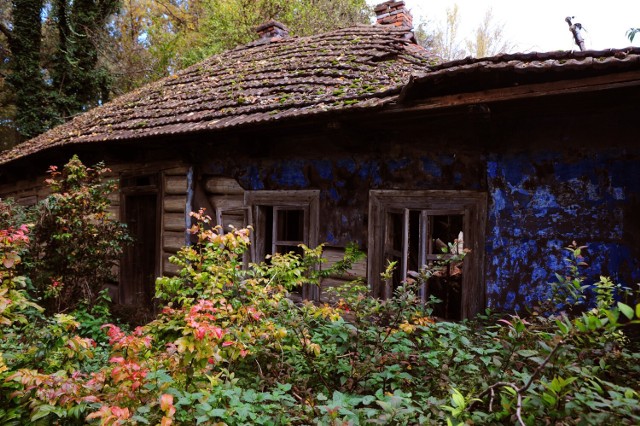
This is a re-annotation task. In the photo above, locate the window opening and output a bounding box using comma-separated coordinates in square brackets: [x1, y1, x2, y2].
[369, 191, 486, 320]
[273, 207, 306, 256]
[245, 190, 320, 300]
[121, 174, 157, 188]
[385, 210, 465, 319]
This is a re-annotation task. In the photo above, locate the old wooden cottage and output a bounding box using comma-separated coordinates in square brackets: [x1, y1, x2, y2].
[1, 2, 639, 319]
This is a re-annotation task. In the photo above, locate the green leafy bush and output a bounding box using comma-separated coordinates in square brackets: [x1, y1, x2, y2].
[0, 160, 639, 424]
[29, 155, 131, 313]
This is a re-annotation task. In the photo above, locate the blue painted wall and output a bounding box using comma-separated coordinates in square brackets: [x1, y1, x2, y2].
[485, 149, 640, 311]
[200, 121, 640, 313]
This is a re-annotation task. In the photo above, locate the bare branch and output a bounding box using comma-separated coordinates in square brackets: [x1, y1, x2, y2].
[470, 340, 565, 426]
[520, 341, 563, 393]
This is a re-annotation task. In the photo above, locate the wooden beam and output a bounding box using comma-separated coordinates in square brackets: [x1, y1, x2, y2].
[394, 70, 640, 114]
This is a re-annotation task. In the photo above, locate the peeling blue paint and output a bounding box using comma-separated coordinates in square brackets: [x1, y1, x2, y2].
[439, 154, 456, 166]
[387, 158, 411, 172]
[487, 160, 499, 179]
[326, 231, 337, 244]
[530, 187, 559, 210]
[206, 145, 638, 315]
[491, 188, 506, 212]
[311, 160, 333, 180]
[485, 150, 640, 312]
[271, 161, 308, 188]
[358, 161, 382, 186]
[421, 158, 442, 178]
[336, 158, 356, 173]
[241, 166, 264, 190]
[323, 188, 340, 201]
[453, 172, 463, 185]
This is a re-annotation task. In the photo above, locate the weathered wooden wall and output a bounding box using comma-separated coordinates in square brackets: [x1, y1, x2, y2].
[0, 160, 191, 305]
[1, 87, 638, 314]
[194, 100, 639, 311]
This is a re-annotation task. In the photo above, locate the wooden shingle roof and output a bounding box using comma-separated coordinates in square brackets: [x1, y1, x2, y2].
[2, 24, 639, 166]
[0, 25, 435, 164]
[400, 47, 640, 101]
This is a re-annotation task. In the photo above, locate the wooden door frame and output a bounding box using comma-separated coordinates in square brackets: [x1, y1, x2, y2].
[119, 173, 163, 305]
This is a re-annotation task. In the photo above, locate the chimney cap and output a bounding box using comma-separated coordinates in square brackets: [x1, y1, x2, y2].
[255, 20, 290, 42]
[374, 1, 412, 28]
[256, 20, 287, 34]
[374, 1, 406, 14]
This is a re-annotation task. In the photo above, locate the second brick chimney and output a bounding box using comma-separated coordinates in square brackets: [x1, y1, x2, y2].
[374, 1, 413, 28]
[256, 20, 289, 41]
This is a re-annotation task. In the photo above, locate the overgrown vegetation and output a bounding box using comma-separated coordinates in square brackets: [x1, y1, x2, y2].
[0, 0, 371, 145]
[0, 157, 639, 425]
[2, 0, 118, 141]
[28, 155, 131, 313]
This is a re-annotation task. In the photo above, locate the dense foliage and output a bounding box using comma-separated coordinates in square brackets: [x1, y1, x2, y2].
[1, 0, 118, 142]
[0, 157, 639, 425]
[28, 155, 131, 313]
[0, 0, 371, 146]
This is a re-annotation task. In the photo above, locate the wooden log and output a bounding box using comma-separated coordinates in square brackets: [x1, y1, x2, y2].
[162, 253, 180, 275]
[322, 247, 367, 278]
[165, 175, 188, 195]
[163, 231, 187, 253]
[17, 196, 37, 207]
[163, 166, 191, 176]
[35, 186, 51, 200]
[208, 195, 244, 210]
[164, 195, 186, 213]
[164, 213, 186, 232]
[106, 206, 120, 220]
[204, 177, 244, 195]
[319, 277, 361, 304]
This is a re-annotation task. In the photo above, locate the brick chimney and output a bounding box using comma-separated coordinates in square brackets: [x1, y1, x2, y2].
[374, 1, 413, 28]
[256, 20, 289, 41]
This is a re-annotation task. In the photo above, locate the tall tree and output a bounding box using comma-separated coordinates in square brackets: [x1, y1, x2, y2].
[1, 0, 369, 145]
[426, 3, 514, 61]
[50, 0, 120, 119]
[104, 0, 371, 93]
[0, 4, 19, 150]
[6, 0, 55, 139]
[431, 4, 464, 61]
[1, 0, 119, 143]
[465, 8, 513, 58]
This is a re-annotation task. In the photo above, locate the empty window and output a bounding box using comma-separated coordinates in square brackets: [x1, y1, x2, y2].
[245, 191, 320, 300]
[369, 191, 486, 319]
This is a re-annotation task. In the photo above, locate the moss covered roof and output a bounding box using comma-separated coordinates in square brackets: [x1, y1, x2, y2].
[0, 25, 435, 164]
[2, 24, 638, 166]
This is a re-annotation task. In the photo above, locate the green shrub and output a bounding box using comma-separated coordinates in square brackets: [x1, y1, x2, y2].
[1, 176, 639, 424]
[29, 155, 130, 313]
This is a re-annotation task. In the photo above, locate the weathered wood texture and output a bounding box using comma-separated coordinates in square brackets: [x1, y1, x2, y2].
[319, 247, 367, 303]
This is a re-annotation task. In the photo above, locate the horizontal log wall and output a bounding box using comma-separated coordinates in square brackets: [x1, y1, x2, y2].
[162, 166, 190, 276]
[319, 247, 367, 303]
[202, 175, 367, 302]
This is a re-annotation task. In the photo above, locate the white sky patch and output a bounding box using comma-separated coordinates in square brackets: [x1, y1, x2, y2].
[367, 0, 640, 52]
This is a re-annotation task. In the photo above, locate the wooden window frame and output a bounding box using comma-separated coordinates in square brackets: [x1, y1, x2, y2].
[245, 190, 320, 300]
[368, 190, 487, 319]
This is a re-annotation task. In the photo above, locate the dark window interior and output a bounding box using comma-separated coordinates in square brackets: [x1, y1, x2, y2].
[277, 209, 304, 243]
[121, 174, 157, 188]
[387, 210, 465, 320]
[260, 206, 306, 297]
[428, 214, 464, 256]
